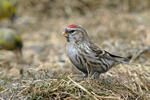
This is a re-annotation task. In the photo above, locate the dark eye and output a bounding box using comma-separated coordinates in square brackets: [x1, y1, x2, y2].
[67, 30, 75, 34]
[68, 30, 75, 34]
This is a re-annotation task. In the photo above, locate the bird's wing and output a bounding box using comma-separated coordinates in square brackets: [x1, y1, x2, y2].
[88, 43, 129, 62]
[77, 43, 121, 73]
[77, 43, 131, 73]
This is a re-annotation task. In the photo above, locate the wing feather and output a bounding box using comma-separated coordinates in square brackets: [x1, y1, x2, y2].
[89, 43, 129, 62]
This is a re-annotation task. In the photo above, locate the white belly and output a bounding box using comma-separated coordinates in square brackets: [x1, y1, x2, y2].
[66, 44, 78, 63]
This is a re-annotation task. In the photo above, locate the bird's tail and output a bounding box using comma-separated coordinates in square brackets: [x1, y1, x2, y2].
[108, 52, 135, 65]
[107, 51, 132, 62]
[105, 51, 136, 66]
[119, 55, 137, 66]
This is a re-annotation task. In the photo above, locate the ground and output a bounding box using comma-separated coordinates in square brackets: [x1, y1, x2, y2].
[0, 0, 150, 100]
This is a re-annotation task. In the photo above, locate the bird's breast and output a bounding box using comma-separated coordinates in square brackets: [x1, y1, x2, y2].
[66, 44, 87, 73]
[66, 44, 78, 62]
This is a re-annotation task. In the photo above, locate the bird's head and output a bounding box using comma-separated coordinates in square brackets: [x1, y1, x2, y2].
[62, 24, 89, 43]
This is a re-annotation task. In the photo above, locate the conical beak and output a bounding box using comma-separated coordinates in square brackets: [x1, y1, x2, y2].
[62, 32, 68, 37]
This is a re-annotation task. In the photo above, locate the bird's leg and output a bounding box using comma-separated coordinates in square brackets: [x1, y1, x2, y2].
[82, 73, 88, 80]
[13, 48, 23, 63]
[89, 70, 95, 78]
[92, 72, 100, 79]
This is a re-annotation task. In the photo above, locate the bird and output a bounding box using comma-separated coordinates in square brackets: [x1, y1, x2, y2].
[0, 28, 23, 57]
[0, 0, 16, 21]
[62, 24, 131, 79]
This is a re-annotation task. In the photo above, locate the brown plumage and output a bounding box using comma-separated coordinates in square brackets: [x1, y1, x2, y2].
[62, 24, 130, 79]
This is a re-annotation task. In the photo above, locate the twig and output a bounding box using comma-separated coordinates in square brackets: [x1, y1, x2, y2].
[67, 76, 99, 100]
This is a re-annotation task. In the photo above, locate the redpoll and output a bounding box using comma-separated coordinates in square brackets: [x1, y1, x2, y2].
[62, 24, 130, 79]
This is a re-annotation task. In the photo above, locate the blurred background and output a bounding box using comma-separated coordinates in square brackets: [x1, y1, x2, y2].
[0, 0, 150, 99]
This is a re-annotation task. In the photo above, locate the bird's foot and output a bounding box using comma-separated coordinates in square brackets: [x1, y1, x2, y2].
[91, 72, 100, 80]
[82, 73, 88, 80]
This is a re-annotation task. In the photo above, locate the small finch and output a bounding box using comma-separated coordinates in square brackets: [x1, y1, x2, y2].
[62, 24, 130, 79]
[0, 28, 23, 57]
[0, 0, 16, 22]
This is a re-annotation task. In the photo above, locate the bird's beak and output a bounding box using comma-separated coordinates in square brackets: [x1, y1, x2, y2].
[62, 32, 68, 37]
[62, 32, 70, 42]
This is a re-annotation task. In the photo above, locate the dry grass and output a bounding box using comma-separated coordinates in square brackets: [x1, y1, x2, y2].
[0, 0, 150, 100]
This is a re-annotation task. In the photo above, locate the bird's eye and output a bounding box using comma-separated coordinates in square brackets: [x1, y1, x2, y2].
[69, 30, 75, 33]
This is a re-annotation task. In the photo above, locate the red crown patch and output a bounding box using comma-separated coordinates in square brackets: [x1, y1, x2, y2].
[67, 24, 77, 28]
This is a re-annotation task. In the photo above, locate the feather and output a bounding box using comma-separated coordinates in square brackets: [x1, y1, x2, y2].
[64, 25, 132, 79]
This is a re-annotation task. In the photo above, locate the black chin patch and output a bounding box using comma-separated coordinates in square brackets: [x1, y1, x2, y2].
[66, 37, 70, 42]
